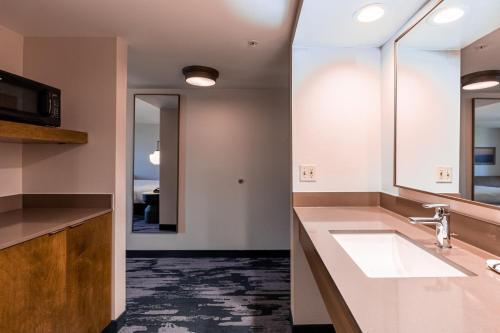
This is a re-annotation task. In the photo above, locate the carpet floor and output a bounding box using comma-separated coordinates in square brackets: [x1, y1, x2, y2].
[119, 255, 291, 333]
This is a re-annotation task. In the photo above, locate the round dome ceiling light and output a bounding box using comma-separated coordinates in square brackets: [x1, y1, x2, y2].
[354, 3, 385, 23]
[182, 66, 219, 87]
[431, 6, 465, 24]
[462, 70, 500, 91]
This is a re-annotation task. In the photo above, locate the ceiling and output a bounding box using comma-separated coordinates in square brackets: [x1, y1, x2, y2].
[476, 100, 500, 128]
[0, 0, 299, 89]
[293, 0, 428, 47]
[398, 0, 500, 50]
[135, 95, 179, 124]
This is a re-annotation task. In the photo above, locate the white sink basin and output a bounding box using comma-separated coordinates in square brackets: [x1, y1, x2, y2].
[331, 231, 470, 278]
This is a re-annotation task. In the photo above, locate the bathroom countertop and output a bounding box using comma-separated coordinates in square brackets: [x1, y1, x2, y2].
[295, 206, 500, 333]
[0, 208, 112, 250]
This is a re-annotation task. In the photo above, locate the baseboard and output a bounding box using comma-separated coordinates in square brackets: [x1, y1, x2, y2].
[292, 324, 335, 333]
[126, 250, 291, 258]
[159, 224, 177, 232]
[101, 311, 126, 333]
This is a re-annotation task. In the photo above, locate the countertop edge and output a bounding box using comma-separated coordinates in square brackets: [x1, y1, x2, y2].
[0, 208, 113, 251]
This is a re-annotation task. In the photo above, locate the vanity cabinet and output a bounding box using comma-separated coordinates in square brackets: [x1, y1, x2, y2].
[0, 212, 112, 333]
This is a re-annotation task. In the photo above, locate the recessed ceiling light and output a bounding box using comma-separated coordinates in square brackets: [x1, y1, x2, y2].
[354, 3, 385, 23]
[462, 70, 500, 91]
[432, 7, 465, 24]
[182, 66, 219, 87]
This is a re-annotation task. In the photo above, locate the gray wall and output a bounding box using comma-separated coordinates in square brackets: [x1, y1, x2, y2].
[134, 123, 160, 180]
[127, 88, 290, 250]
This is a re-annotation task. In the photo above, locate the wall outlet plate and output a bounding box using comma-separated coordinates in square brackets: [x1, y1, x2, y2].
[436, 166, 452, 183]
[300, 165, 317, 182]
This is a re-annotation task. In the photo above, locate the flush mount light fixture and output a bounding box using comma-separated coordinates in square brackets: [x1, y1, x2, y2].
[431, 6, 465, 24]
[462, 70, 500, 91]
[182, 65, 219, 87]
[354, 3, 385, 23]
[149, 140, 160, 165]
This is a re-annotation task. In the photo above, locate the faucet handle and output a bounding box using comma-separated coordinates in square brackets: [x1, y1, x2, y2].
[423, 203, 449, 209]
[423, 203, 449, 216]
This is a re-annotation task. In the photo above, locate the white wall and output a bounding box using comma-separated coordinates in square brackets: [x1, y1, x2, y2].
[290, 45, 382, 326]
[0, 24, 23, 197]
[396, 48, 461, 194]
[127, 88, 291, 250]
[134, 123, 160, 180]
[292, 46, 381, 192]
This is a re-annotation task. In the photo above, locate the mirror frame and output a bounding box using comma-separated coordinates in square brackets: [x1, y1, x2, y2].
[131, 93, 181, 233]
[393, 0, 500, 210]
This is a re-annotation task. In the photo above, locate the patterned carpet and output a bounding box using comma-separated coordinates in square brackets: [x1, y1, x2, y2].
[132, 215, 161, 233]
[119, 255, 291, 333]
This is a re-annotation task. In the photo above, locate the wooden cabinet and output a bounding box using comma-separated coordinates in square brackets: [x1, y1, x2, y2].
[0, 230, 67, 333]
[0, 212, 112, 333]
[66, 213, 112, 333]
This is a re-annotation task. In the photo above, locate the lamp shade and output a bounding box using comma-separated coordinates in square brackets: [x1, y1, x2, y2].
[462, 70, 500, 91]
[149, 140, 160, 165]
[182, 66, 219, 87]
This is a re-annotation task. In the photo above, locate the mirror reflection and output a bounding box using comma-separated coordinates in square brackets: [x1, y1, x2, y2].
[473, 99, 500, 204]
[133, 95, 180, 232]
[395, 0, 500, 206]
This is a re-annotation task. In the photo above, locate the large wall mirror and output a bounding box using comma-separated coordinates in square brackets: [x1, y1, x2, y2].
[133, 94, 180, 233]
[395, 0, 500, 207]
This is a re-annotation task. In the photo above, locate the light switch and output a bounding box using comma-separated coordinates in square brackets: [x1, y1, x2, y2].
[436, 166, 452, 183]
[300, 165, 317, 182]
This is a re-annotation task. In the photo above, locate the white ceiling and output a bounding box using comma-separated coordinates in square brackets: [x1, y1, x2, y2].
[135, 98, 159, 125]
[476, 100, 500, 128]
[398, 0, 500, 50]
[462, 27, 500, 80]
[293, 0, 427, 47]
[0, 0, 299, 89]
[135, 95, 179, 124]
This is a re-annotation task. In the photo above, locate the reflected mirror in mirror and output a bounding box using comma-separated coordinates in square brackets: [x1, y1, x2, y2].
[395, 0, 500, 207]
[133, 94, 180, 233]
[473, 99, 500, 204]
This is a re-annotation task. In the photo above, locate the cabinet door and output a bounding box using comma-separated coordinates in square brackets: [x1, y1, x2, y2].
[66, 213, 112, 333]
[0, 231, 67, 333]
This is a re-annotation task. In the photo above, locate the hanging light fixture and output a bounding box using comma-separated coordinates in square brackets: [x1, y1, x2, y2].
[149, 140, 160, 165]
[462, 70, 500, 91]
[182, 65, 219, 87]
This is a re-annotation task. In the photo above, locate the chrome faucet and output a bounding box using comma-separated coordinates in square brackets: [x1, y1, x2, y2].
[409, 203, 452, 248]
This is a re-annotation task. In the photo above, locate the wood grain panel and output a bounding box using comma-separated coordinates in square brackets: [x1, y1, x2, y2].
[66, 213, 112, 333]
[0, 231, 67, 333]
[293, 192, 380, 207]
[299, 222, 362, 333]
[0, 120, 87, 144]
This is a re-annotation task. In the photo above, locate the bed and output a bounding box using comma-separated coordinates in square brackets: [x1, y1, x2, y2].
[134, 179, 159, 204]
[473, 176, 500, 205]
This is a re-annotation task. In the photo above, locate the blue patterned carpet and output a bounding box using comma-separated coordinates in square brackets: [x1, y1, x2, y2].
[119, 255, 291, 333]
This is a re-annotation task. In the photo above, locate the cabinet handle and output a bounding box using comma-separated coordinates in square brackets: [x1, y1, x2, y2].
[69, 221, 87, 228]
[48, 228, 66, 236]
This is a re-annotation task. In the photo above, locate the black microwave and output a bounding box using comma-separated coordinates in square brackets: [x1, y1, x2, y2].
[0, 69, 61, 127]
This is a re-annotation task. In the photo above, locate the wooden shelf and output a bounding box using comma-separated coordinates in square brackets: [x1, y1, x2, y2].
[0, 120, 88, 144]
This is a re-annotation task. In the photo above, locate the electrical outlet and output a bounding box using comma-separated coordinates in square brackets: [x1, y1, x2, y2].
[436, 166, 452, 183]
[300, 165, 317, 182]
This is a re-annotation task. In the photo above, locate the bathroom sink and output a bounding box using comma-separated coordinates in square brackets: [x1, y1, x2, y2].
[331, 231, 470, 278]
